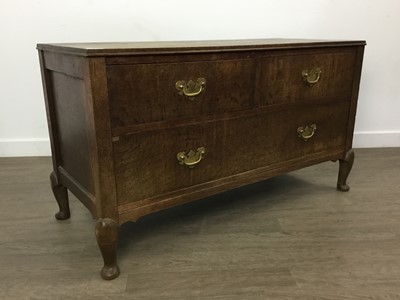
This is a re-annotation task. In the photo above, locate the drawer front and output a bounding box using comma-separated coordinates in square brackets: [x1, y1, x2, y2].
[107, 59, 256, 127]
[260, 50, 356, 105]
[113, 101, 350, 205]
[114, 123, 224, 205]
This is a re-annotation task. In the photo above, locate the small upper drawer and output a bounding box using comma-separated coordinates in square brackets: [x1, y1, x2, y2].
[260, 50, 356, 105]
[107, 59, 256, 127]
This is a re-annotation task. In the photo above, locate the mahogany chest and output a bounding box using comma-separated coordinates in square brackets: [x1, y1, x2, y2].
[37, 39, 365, 280]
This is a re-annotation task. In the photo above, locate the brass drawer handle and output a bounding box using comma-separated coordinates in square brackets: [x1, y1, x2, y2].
[177, 147, 206, 168]
[175, 78, 206, 98]
[302, 68, 322, 85]
[297, 124, 317, 141]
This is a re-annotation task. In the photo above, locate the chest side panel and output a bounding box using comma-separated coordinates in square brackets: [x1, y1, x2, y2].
[42, 52, 95, 199]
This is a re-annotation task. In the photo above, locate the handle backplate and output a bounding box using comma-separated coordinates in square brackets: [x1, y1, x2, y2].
[297, 124, 317, 141]
[302, 68, 322, 85]
[177, 147, 206, 168]
[175, 78, 206, 99]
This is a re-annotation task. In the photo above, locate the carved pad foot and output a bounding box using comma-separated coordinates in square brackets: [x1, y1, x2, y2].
[95, 218, 120, 280]
[50, 171, 70, 220]
[337, 149, 355, 192]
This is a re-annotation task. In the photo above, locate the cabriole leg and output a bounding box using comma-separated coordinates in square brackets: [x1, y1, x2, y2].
[50, 171, 70, 220]
[95, 218, 120, 280]
[337, 149, 355, 192]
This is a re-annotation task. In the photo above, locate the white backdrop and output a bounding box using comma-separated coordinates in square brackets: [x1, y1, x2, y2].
[1, 0, 399, 156]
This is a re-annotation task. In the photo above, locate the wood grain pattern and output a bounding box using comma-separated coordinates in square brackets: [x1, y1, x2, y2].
[50, 71, 95, 195]
[261, 49, 356, 105]
[113, 101, 350, 205]
[107, 58, 256, 127]
[36, 39, 365, 57]
[38, 50, 62, 182]
[345, 46, 365, 151]
[83, 58, 119, 221]
[42, 51, 85, 79]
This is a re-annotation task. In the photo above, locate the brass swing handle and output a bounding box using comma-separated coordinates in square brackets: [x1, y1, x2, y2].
[297, 124, 317, 141]
[175, 78, 206, 98]
[302, 68, 322, 85]
[177, 147, 206, 168]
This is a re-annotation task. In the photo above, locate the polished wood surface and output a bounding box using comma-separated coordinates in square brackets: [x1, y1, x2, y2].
[38, 39, 365, 280]
[1, 149, 400, 298]
[260, 48, 356, 105]
[37, 38, 365, 56]
[113, 101, 350, 205]
[84, 57, 119, 221]
[107, 58, 256, 126]
[51, 71, 94, 195]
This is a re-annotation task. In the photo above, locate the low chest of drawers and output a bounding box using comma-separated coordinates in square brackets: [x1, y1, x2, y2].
[37, 39, 365, 280]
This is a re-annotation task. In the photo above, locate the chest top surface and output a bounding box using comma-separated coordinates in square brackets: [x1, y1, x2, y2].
[37, 39, 366, 57]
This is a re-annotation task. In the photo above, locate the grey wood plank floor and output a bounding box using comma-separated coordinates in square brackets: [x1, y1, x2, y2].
[1, 148, 400, 299]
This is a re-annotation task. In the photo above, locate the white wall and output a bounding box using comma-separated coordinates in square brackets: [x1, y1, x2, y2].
[1, 0, 399, 156]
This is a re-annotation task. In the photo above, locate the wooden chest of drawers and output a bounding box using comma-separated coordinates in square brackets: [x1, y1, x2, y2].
[37, 39, 365, 280]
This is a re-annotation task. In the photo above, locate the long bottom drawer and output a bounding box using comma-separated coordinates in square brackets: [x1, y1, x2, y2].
[113, 101, 350, 205]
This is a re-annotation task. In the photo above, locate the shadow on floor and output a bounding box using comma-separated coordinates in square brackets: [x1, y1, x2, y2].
[117, 174, 316, 256]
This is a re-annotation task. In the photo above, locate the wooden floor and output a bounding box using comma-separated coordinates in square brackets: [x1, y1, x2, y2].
[1, 148, 400, 299]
